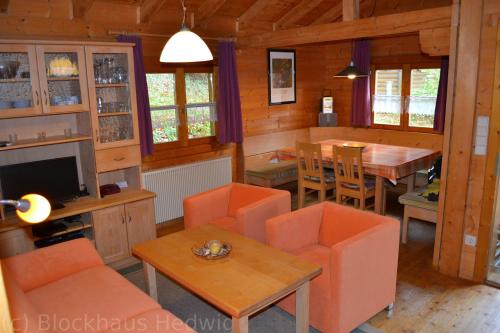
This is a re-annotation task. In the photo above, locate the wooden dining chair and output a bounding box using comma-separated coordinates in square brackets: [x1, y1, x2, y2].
[332, 145, 375, 210]
[296, 142, 335, 209]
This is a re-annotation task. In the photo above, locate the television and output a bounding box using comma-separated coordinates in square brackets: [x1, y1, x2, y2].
[0, 156, 80, 210]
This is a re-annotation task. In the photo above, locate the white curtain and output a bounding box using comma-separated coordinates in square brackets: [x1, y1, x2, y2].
[372, 95, 402, 114]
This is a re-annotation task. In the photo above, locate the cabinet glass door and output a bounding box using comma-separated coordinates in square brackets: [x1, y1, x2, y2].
[0, 44, 42, 118]
[86, 46, 139, 149]
[36, 45, 89, 114]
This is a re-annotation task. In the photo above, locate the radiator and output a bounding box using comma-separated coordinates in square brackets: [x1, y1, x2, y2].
[142, 157, 232, 224]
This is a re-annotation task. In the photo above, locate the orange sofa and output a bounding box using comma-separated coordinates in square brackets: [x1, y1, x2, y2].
[2, 238, 196, 333]
[183, 182, 291, 243]
[266, 202, 400, 333]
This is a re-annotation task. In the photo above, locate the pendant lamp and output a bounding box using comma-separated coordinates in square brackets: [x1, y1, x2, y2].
[160, 0, 213, 63]
[334, 60, 368, 80]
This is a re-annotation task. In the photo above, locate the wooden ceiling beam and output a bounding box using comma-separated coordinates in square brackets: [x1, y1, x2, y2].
[274, 0, 323, 30]
[237, 0, 281, 28]
[194, 0, 226, 27]
[343, 0, 360, 21]
[138, 0, 167, 24]
[237, 6, 452, 48]
[72, 0, 94, 19]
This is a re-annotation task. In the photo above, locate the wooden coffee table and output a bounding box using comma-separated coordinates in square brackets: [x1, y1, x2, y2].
[132, 224, 322, 333]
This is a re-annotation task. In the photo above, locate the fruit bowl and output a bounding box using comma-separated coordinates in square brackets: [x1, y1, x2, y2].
[0, 61, 20, 79]
[192, 240, 231, 260]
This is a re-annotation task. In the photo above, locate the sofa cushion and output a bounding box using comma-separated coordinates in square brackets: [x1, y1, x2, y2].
[2, 264, 46, 333]
[101, 309, 196, 333]
[4, 238, 103, 292]
[26, 266, 160, 333]
[227, 184, 273, 217]
[211, 217, 238, 233]
[277, 245, 332, 332]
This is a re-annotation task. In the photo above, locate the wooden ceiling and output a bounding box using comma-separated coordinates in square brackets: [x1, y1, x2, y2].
[0, 0, 452, 41]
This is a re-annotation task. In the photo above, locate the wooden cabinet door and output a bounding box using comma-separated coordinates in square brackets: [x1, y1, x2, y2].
[92, 205, 129, 264]
[35, 45, 89, 114]
[0, 44, 43, 118]
[125, 199, 156, 250]
[85, 45, 140, 150]
[0, 228, 35, 258]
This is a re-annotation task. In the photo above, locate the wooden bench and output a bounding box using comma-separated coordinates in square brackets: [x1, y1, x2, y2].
[243, 129, 309, 188]
[398, 188, 439, 243]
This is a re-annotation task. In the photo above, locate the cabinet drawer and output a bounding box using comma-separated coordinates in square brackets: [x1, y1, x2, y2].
[96, 145, 141, 173]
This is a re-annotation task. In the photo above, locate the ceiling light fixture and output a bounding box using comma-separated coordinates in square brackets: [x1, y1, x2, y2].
[160, 0, 213, 63]
[334, 60, 368, 80]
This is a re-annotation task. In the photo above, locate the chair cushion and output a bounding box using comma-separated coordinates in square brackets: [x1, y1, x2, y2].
[304, 169, 335, 183]
[101, 309, 196, 333]
[277, 245, 332, 332]
[398, 190, 438, 211]
[340, 177, 375, 190]
[26, 266, 160, 333]
[211, 216, 239, 233]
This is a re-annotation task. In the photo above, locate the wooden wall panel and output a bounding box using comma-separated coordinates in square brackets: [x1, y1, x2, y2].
[237, 45, 325, 137]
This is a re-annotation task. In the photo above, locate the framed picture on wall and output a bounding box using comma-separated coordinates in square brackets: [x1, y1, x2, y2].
[267, 49, 296, 105]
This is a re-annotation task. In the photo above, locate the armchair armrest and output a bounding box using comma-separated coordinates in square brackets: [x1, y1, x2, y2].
[266, 203, 323, 252]
[330, 219, 400, 333]
[3, 238, 103, 292]
[183, 184, 232, 229]
[236, 190, 291, 243]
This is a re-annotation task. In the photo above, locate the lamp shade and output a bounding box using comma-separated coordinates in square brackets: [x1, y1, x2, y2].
[16, 194, 51, 223]
[160, 27, 213, 63]
[334, 60, 368, 79]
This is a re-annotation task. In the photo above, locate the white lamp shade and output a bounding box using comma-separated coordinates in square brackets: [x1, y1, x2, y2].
[160, 29, 213, 63]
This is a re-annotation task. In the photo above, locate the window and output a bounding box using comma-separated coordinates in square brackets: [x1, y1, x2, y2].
[146, 69, 216, 145]
[371, 65, 440, 131]
[147, 73, 178, 144]
[185, 73, 216, 139]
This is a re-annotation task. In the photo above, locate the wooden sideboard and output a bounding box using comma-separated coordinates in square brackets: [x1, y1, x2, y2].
[0, 39, 154, 269]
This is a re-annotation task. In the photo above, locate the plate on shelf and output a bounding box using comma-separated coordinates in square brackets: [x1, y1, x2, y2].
[192, 240, 231, 260]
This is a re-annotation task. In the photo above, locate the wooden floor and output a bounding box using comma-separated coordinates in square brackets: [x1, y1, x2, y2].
[156, 188, 500, 333]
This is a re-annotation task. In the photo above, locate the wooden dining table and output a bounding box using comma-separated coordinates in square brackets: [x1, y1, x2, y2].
[280, 139, 441, 214]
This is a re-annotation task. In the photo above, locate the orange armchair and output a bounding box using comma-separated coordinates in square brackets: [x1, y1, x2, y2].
[266, 202, 400, 333]
[183, 182, 291, 243]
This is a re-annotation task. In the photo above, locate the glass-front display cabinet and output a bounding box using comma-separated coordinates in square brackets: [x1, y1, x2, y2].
[86, 46, 139, 150]
[0, 44, 42, 118]
[36, 45, 89, 114]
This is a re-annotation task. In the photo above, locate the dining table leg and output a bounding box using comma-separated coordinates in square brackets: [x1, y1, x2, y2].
[374, 176, 385, 215]
[143, 261, 158, 302]
[232, 316, 249, 333]
[296, 281, 310, 333]
[406, 173, 416, 192]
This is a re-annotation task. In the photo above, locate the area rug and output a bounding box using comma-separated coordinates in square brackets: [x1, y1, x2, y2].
[122, 265, 383, 333]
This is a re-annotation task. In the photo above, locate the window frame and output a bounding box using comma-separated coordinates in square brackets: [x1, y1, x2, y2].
[370, 62, 441, 133]
[147, 66, 218, 149]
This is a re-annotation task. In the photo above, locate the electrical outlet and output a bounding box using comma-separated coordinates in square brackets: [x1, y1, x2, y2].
[464, 234, 477, 247]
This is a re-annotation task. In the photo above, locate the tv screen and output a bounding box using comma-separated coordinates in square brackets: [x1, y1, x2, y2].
[0, 156, 80, 206]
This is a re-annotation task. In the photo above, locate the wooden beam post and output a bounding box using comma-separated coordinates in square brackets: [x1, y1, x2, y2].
[194, 0, 227, 28]
[238, 6, 452, 48]
[138, 0, 167, 24]
[343, 0, 360, 21]
[72, 0, 94, 19]
[437, 0, 484, 277]
[0, 0, 9, 14]
[273, 0, 323, 30]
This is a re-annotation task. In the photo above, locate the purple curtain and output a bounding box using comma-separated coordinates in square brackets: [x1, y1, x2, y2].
[351, 40, 371, 127]
[433, 57, 449, 133]
[217, 41, 243, 144]
[117, 35, 154, 156]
